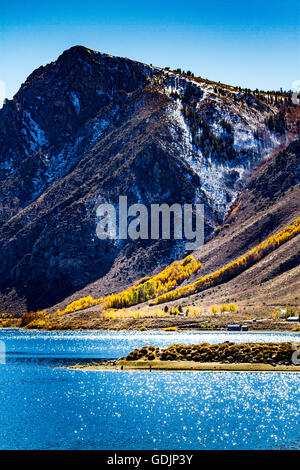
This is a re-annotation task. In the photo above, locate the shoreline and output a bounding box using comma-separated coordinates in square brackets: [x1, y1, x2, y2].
[68, 360, 300, 372]
[1, 326, 300, 334]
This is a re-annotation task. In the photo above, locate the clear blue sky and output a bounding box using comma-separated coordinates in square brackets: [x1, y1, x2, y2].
[1, 0, 299, 100]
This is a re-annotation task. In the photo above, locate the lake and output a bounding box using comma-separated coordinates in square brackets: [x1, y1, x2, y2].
[0, 328, 299, 450]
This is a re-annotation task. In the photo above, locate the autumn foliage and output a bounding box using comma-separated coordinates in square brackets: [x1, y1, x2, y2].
[55, 296, 103, 315]
[19, 311, 47, 327]
[104, 255, 202, 309]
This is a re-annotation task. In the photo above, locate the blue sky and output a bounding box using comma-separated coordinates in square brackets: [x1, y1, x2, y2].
[1, 0, 299, 100]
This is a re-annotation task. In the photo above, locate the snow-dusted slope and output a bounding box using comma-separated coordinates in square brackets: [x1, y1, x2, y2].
[153, 70, 286, 216]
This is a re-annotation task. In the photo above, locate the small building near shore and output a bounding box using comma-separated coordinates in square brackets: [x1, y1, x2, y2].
[227, 324, 241, 331]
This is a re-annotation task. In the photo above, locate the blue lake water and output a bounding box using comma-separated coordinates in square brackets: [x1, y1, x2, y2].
[0, 328, 299, 450]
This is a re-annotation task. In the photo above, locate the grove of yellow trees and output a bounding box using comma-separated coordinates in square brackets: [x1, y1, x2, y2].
[55, 296, 103, 315]
[104, 255, 202, 309]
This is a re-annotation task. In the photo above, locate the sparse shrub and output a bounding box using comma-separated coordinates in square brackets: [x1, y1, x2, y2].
[285, 305, 295, 318]
[190, 307, 204, 317]
[220, 304, 229, 312]
[170, 307, 180, 316]
[147, 353, 155, 360]
[228, 303, 238, 312]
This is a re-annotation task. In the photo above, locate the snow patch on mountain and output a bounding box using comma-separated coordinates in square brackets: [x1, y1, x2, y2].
[22, 110, 48, 151]
[167, 100, 245, 214]
[70, 92, 80, 115]
[96, 89, 111, 98]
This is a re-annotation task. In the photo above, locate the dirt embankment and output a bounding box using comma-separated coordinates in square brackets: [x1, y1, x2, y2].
[70, 361, 300, 372]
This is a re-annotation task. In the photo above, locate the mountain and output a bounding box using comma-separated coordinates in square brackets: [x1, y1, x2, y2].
[0, 45, 296, 314]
